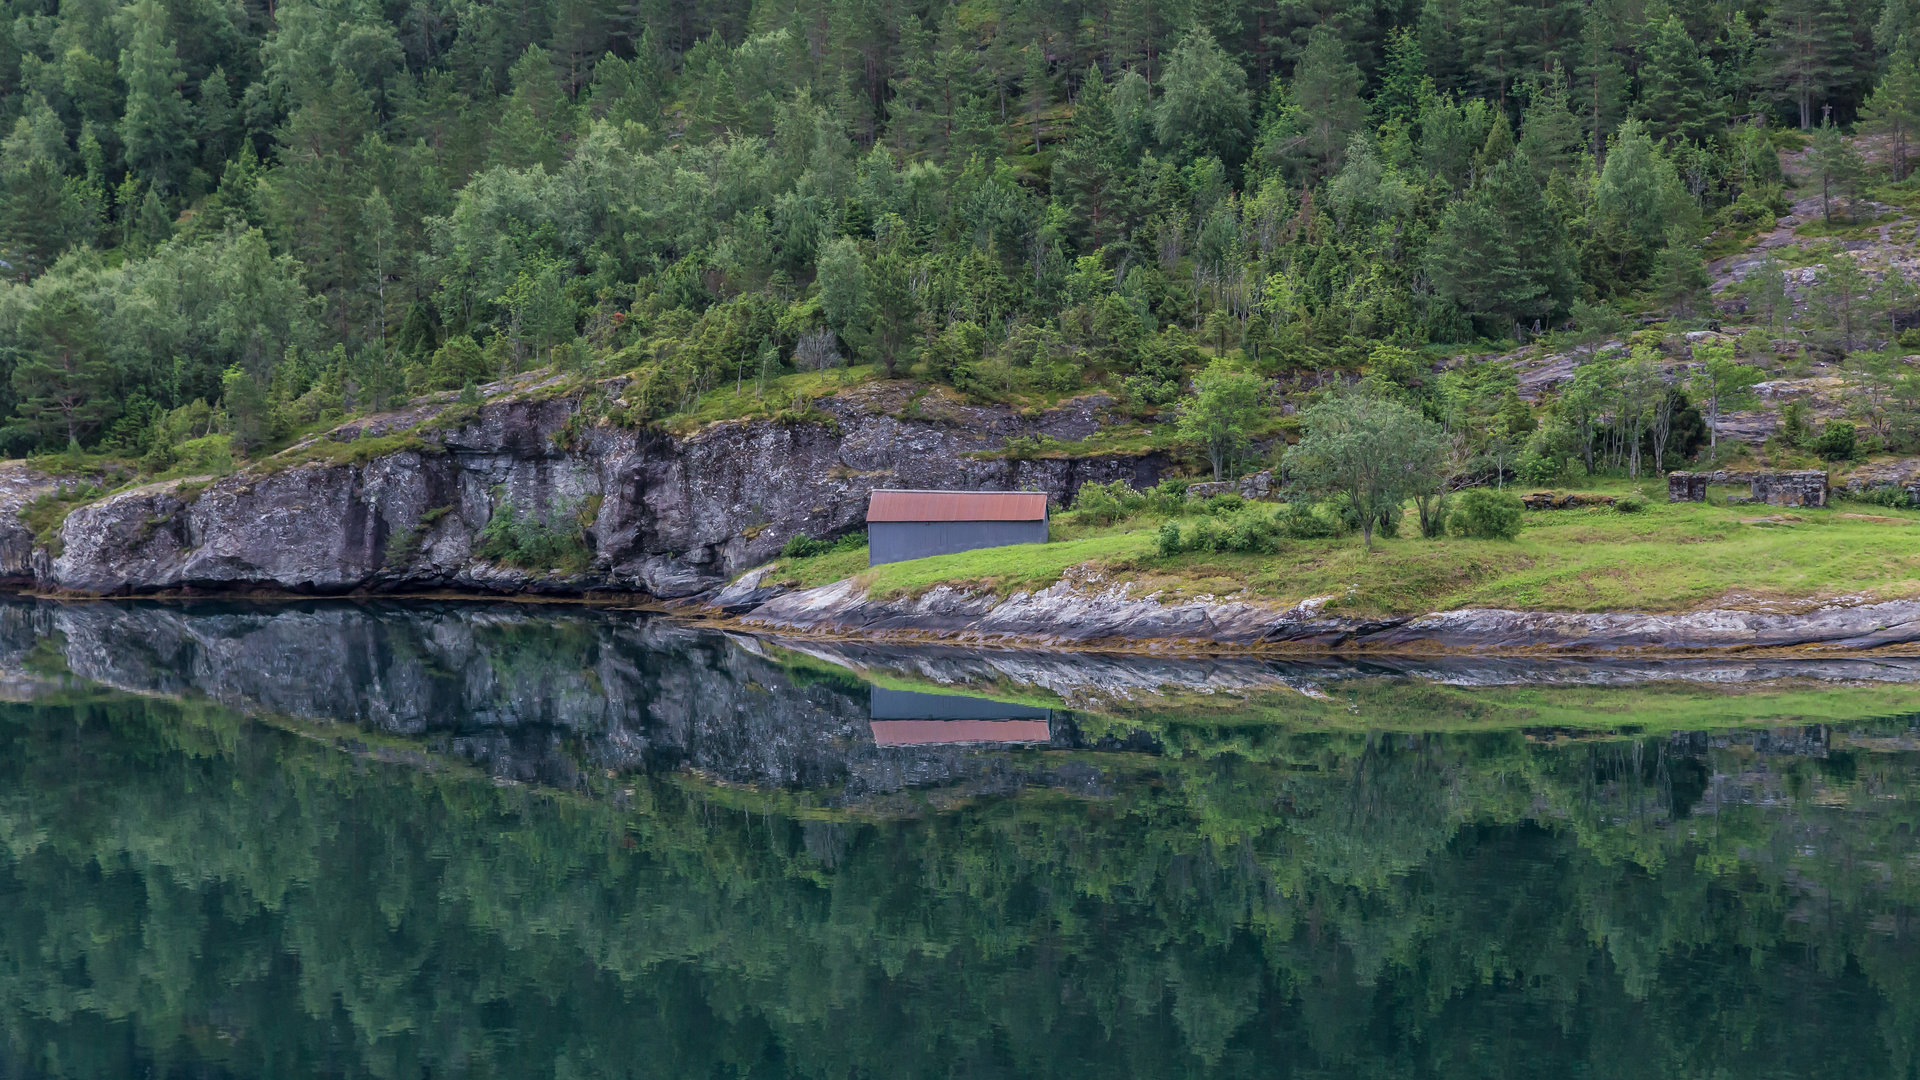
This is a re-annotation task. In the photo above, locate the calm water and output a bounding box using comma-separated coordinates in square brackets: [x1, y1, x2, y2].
[0, 599, 1917, 1078]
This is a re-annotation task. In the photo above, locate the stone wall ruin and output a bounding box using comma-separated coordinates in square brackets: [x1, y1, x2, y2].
[1666, 470, 1829, 507]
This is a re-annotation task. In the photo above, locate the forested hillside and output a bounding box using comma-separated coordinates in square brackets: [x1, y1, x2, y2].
[0, 0, 1909, 461]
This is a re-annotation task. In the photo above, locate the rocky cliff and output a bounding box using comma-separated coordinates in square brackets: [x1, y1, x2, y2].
[18, 378, 1164, 598]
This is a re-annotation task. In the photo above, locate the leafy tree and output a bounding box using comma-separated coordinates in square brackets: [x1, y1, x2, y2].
[1290, 392, 1446, 546]
[1174, 360, 1268, 480]
[816, 237, 869, 338]
[1152, 29, 1251, 166]
[1689, 344, 1765, 452]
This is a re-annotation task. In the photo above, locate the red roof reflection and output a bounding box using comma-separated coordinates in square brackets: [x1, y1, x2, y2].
[869, 719, 1052, 746]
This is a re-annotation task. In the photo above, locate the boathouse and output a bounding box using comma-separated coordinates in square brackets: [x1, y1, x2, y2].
[865, 489, 1048, 566]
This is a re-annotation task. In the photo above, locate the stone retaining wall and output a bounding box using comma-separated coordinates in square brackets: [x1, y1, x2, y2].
[1185, 470, 1275, 501]
[1667, 470, 1829, 507]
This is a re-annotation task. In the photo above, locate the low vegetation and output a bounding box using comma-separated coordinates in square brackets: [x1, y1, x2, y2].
[773, 474, 1920, 616]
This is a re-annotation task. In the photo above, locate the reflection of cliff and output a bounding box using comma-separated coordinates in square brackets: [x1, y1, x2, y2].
[0, 599, 1122, 803]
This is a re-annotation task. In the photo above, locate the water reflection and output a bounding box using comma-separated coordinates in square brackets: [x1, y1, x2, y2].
[0, 599, 1915, 1078]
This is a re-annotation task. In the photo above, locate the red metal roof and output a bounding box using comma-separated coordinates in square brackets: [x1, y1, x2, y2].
[869, 719, 1052, 746]
[867, 490, 1048, 522]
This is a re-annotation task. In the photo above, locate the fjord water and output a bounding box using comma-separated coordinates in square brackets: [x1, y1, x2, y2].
[0, 601, 1917, 1079]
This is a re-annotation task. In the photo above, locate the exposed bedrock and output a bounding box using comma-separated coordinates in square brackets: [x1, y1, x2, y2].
[32, 384, 1165, 598]
[739, 575, 1920, 654]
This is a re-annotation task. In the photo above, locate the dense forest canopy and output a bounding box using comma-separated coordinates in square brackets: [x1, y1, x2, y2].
[0, 0, 1903, 458]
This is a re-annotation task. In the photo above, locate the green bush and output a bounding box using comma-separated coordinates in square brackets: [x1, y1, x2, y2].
[476, 495, 592, 571]
[1850, 485, 1918, 509]
[1200, 493, 1245, 514]
[1069, 479, 1150, 525]
[779, 532, 865, 559]
[1516, 449, 1563, 486]
[1275, 499, 1349, 539]
[1448, 488, 1524, 539]
[1614, 489, 1648, 513]
[1155, 507, 1284, 554]
[1813, 421, 1857, 462]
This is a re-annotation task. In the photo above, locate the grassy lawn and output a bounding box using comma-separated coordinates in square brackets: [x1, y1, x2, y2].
[771, 481, 1920, 615]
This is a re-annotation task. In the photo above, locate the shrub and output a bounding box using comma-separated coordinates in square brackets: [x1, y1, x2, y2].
[1275, 499, 1348, 538]
[1143, 478, 1189, 514]
[1516, 449, 1563, 486]
[1614, 489, 1648, 513]
[476, 495, 593, 571]
[1200, 493, 1245, 514]
[1069, 479, 1145, 525]
[1448, 488, 1524, 539]
[1850, 485, 1918, 509]
[1155, 507, 1283, 554]
[779, 532, 864, 559]
[1813, 421, 1857, 461]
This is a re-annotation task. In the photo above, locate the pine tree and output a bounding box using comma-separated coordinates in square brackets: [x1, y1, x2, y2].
[1574, 0, 1628, 157]
[1054, 67, 1132, 247]
[1765, 0, 1852, 130]
[1636, 16, 1726, 142]
[8, 282, 113, 449]
[197, 67, 238, 169]
[1516, 66, 1583, 180]
[1376, 27, 1432, 128]
[887, 15, 940, 154]
[1287, 27, 1367, 178]
[494, 45, 575, 166]
[1861, 51, 1920, 180]
[1461, 0, 1520, 104]
[1808, 116, 1867, 222]
[1022, 40, 1053, 151]
[116, 0, 195, 192]
[1430, 153, 1576, 333]
[1652, 225, 1710, 316]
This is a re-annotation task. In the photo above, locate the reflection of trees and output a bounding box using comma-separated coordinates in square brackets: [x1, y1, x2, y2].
[0, 692, 1916, 1078]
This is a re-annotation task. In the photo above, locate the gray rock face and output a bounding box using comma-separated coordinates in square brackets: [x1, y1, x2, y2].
[32, 384, 1166, 598]
[741, 575, 1920, 653]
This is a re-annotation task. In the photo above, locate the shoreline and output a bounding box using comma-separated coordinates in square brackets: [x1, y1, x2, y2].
[12, 582, 1920, 659]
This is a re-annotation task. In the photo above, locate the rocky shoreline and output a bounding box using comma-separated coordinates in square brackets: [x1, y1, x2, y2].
[728, 571, 1920, 655]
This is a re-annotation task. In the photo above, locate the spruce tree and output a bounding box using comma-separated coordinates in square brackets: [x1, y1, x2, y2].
[1430, 154, 1575, 333]
[116, 0, 195, 192]
[1461, 0, 1519, 104]
[1376, 27, 1431, 128]
[1573, 0, 1628, 157]
[1516, 67, 1583, 181]
[1635, 16, 1725, 143]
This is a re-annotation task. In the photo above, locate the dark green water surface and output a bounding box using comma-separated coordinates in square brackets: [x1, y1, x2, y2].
[1, 599, 1917, 1078]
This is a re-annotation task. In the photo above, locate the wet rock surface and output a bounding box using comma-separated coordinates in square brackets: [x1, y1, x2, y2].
[738, 573, 1920, 654]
